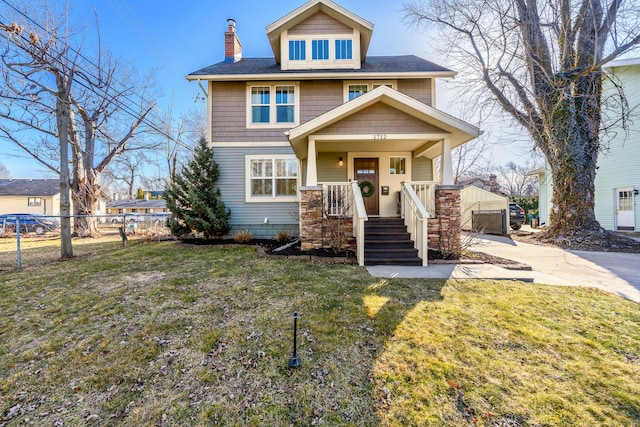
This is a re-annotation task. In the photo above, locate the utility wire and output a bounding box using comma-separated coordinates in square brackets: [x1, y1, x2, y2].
[0, 0, 196, 153]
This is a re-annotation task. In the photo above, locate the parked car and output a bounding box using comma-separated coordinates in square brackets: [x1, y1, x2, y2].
[509, 203, 526, 230]
[0, 213, 60, 235]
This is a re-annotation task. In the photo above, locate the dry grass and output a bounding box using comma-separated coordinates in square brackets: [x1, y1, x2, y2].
[1, 237, 639, 426]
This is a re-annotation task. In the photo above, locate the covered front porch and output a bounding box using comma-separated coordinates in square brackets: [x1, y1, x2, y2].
[285, 86, 480, 266]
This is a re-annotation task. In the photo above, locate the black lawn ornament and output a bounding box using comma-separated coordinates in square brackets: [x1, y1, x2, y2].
[288, 312, 301, 368]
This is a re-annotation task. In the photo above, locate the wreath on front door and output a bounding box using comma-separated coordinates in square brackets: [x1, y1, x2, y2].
[359, 181, 375, 198]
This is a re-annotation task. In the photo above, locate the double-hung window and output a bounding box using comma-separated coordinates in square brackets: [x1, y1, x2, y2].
[246, 156, 298, 202]
[345, 81, 397, 102]
[251, 87, 271, 124]
[248, 83, 299, 127]
[28, 197, 42, 207]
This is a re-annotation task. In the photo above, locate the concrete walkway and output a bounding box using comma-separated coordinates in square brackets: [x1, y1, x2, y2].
[366, 231, 640, 303]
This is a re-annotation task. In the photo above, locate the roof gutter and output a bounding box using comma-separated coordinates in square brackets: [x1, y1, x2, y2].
[186, 70, 457, 82]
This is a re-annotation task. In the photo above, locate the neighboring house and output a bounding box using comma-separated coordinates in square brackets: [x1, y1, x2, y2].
[187, 0, 480, 265]
[458, 175, 504, 195]
[106, 199, 168, 217]
[0, 179, 109, 218]
[536, 57, 640, 232]
[0, 179, 62, 216]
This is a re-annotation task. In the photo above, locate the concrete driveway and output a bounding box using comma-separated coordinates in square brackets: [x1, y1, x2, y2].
[470, 233, 640, 302]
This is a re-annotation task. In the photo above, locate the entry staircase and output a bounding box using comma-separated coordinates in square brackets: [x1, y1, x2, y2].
[364, 217, 423, 266]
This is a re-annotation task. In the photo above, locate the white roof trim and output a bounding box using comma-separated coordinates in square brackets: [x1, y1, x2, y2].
[603, 57, 640, 70]
[286, 85, 480, 143]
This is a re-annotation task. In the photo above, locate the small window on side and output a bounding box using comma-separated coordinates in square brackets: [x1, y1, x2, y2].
[390, 157, 406, 175]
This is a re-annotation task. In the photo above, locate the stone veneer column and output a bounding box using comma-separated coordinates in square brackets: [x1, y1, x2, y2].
[428, 185, 462, 257]
[299, 186, 324, 250]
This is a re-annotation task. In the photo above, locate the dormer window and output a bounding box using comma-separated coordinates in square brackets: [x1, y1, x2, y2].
[312, 40, 329, 60]
[288, 40, 306, 60]
[335, 40, 353, 60]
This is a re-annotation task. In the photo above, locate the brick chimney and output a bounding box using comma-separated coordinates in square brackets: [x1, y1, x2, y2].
[225, 18, 242, 63]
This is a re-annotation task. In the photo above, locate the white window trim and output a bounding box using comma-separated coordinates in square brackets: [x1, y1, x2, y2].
[246, 82, 301, 129]
[343, 80, 397, 102]
[389, 156, 407, 175]
[245, 154, 300, 203]
[283, 35, 358, 70]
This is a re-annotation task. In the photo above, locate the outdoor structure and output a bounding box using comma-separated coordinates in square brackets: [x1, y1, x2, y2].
[460, 185, 509, 233]
[536, 57, 640, 232]
[187, 0, 480, 265]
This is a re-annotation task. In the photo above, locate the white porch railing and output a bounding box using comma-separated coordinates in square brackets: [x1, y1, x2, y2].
[319, 182, 368, 266]
[321, 182, 353, 217]
[400, 181, 431, 266]
[409, 181, 438, 218]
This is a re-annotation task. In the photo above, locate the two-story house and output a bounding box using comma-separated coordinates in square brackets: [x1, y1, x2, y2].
[187, 0, 480, 265]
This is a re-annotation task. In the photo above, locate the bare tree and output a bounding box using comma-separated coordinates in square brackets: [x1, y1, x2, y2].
[0, 2, 157, 241]
[498, 161, 539, 197]
[102, 151, 147, 199]
[405, 0, 640, 244]
[0, 162, 9, 178]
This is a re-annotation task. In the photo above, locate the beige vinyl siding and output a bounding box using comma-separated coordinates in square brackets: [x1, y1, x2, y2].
[213, 146, 298, 238]
[0, 195, 60, 215]
[300, 81, 344, 122]
[289, 11, 351, 35]
[397, 79, 433, 106]
[411, 156, 433, 181]
[318, 103, 445, 135]
[211, 80, 438, 143]
[211, 82, 293, 143]
[317, 152, 348, 182]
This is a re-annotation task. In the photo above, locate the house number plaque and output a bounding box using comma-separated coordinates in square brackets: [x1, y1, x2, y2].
[373, 134, 387, 140]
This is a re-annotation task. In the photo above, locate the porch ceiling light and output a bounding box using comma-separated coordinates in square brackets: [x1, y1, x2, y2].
[338, 157, 344, 167]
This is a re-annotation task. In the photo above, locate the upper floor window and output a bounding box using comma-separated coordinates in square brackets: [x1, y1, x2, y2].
[312, 39, 329, 60]
[248, 83, 300, 128]
[335, 40, 353, 60]
[344, 81, 397, 102]
[28, 197, 41, 207]
[289, 40, 306, 60]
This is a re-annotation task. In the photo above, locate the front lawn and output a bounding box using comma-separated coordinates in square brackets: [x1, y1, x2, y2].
[1, 239, 639, 426]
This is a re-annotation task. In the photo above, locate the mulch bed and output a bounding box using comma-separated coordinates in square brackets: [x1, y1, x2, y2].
[511, 229, 640, 253]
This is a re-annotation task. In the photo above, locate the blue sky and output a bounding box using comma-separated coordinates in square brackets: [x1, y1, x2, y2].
[0, 0, 523, 179]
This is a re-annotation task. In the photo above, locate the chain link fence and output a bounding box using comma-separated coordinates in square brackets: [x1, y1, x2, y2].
[0, 213, 172, 271]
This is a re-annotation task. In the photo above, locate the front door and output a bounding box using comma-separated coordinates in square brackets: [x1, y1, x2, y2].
[355, 158, 379, 215]
[616, 188, 635, 230]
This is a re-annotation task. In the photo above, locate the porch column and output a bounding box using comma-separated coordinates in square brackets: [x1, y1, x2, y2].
[306, 138, 318, 186]
[440, 137, 454, 185]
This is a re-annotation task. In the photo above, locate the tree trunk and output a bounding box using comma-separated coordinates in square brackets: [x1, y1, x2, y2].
[56, 78, 73, 259]
[544, 75, 602, 236]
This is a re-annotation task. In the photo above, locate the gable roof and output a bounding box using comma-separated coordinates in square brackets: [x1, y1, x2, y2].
[0, 179, 60, 197]
[266, 0, 374, 63]
[285, 85, 480, 157]
[187, 55, 455, 81]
